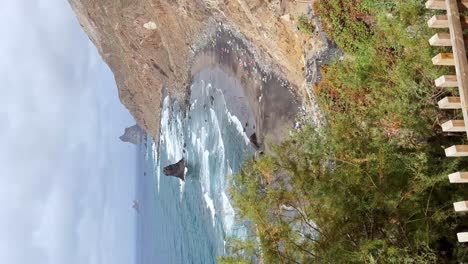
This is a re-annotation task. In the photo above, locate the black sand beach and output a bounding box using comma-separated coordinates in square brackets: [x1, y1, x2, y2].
[190, 29, 301, 149]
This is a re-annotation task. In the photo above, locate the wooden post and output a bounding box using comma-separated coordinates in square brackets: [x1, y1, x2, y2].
[432, 53, 455, 65]
[435, 75, 458, 87]
[458, 232, 468, 242]
[427, 0, 468, 9]
[454, 201, 468, 211]
[441, 120, 466, 131]
[445, 145, 468, 157]
[438, 96, 461, 109]
[447, 0, 468, 138]
[449, 172, 468, 183]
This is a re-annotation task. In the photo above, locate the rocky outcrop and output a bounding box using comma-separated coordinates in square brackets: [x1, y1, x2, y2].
[119, 124, 144, 144]
[163, 158, 186, 181]
[249, 133, 261, 150]
[68, 0, 316, 140]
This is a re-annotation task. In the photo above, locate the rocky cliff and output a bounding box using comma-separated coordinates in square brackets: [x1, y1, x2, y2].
[119, 124, 144, 145]
[68, 0, 316, 139]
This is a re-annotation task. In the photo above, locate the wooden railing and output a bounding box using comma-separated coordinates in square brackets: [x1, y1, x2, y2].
[427, 0, 468, 242]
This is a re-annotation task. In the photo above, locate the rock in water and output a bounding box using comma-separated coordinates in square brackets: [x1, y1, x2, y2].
[119, 124, 144, 144]
[163, 158, 186, 181]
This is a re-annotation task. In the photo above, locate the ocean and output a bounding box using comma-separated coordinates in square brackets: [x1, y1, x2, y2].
[135, 68, 255, 263]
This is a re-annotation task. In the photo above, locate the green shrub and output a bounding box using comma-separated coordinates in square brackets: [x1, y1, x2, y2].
[222, 0, 468, 262]
[297, 15, 315, 34]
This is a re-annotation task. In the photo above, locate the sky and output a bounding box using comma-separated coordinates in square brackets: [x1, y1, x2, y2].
[0, 1, 138, 264]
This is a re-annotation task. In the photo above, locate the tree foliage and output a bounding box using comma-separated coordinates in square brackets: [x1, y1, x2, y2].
[222, 0, 468, 263]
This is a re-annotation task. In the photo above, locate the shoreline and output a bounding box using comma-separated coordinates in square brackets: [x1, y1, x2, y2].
[188, 28, 301, 149]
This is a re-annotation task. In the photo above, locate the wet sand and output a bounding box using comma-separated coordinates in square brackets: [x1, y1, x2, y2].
[190, 29, 300, 149]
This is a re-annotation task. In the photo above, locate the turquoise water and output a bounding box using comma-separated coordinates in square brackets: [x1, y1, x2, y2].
[136, 70, 254, 263]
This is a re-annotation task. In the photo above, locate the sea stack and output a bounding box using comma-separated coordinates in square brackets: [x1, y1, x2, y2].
[163, 158, 186, 181]
[119, 124, 144, 145]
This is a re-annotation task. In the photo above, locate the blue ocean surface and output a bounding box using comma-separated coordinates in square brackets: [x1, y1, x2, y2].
[135, 69, 254, 263]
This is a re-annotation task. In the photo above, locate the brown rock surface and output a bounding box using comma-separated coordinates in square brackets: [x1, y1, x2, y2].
[68, 0, 314, 139]
[163, 158, 186, 181]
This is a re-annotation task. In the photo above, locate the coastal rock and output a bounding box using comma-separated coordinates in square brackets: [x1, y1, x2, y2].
[300, 8, 344, 127]
[163, 159, 186, 181]
[249, 133, 261, 150]
[119, 124, 144, 144]
[68, 0, 312, 140]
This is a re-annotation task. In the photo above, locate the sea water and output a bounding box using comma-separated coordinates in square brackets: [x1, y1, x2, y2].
[136, 69, 254, 263]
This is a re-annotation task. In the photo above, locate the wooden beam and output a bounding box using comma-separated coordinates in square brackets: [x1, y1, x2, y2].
[429, 33, 468, 47]
[445, 145, 468, 157]
[449, 172, 468, 183]
[428, 15, 468, 28]
[438, 96, 461, 109]
[428, 15, 450, 28]
[458, 232, 468, 242]
[442, 120, 466, 131]
[433, 53, 455, 65]
[454, 201, 468, 211]
[435, 75, 458, 87]
[427, 0, 447, 9]
[430, 33, 452, 46]
[426, 0, 468, 10]
[447, 0, 468, 138]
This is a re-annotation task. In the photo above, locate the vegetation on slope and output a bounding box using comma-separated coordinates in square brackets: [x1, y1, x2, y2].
[221, 0, 468, 263]
[297, 15, 315, 34]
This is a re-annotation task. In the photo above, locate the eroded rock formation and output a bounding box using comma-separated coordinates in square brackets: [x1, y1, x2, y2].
[249, 133, 261, 150]
[68, 0, 314, 140]
[163, 158, 186, 181]
[119, 124, 144, 144]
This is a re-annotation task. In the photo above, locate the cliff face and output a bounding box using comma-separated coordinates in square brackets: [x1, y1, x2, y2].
[119, 124, 144, 145]
[68, 0, 312, 138]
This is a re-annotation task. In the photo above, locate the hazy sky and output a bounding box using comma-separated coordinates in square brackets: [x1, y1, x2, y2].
[0, 1, 137, 263]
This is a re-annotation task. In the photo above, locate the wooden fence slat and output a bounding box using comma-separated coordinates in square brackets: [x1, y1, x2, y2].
[430, 33, 468, 46]
[435, 75, 458, 87]
[446, 0, 468, 138]
[454, 201, 468, 211]
[432, 53, 455, 65]
[428, 15, 450, 28]
[428, 15, 468, 28]
[449, 172, 468, 183]
[441, 120, 466, 131]
[445, 145, 468, 157]
[430, 33, 452, 46]
[426, 0, 468, 10]
[458, 232, 468, 242]
[438, 96, 461, 109]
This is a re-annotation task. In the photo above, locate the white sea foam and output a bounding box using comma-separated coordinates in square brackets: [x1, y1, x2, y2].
[156, 159, 161, 193]
[159, 96, 185, 193]
[179, 180, 185, 200]
[226, 110, 250, 145]
[152, 140, 160, 192]
[221, 191, 235, 233]
[152, 140, 157, 160]
[209, 108, 226, 188]
[204, 192, 216, 226]
[201, 150, 210, 195]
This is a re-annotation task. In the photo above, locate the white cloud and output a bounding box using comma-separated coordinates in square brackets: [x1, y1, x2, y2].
[0, 1, 137, 264]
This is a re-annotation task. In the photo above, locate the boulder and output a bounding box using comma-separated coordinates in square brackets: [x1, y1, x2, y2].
[163, 158, 186, 181]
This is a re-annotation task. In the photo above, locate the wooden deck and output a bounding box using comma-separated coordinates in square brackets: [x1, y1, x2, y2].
[428, 0, 468, 243]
